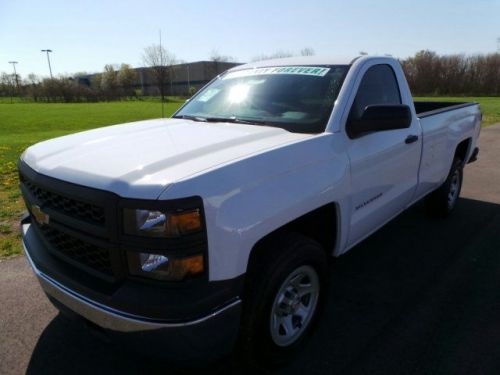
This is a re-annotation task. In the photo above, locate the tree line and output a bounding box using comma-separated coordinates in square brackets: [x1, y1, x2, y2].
[402, 50, 500, 96]
[3, 49, 500, 102]
[0, 63, 138, 102]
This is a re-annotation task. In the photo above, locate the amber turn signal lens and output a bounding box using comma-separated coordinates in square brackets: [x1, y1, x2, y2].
[172, 254, 204, 278]
[128, 252, 204, 281]
[123, 208, 202, 238]
[165, 210, 201, 236]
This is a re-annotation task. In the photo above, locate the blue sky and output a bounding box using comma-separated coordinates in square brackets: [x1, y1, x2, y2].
[1, 0, 499, 78]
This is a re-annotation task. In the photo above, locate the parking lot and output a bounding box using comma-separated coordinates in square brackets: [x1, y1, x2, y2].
[1, 125, 499, 375]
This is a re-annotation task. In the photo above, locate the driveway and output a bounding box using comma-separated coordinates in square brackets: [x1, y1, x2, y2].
[1, 125, 500, 374]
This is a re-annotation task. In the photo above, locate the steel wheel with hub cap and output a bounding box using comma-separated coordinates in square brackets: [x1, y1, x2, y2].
[238, 233, 327, 366]
[270, 265, 320, 347]
[447, 169, 461, 210]
[425, 157, 463, 218]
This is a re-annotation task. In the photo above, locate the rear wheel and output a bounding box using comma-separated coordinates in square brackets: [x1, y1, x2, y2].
[238, 233, 327, 366]
[425, 158, 463, 218]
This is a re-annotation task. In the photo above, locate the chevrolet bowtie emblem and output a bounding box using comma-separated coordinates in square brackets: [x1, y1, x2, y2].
[31, 205, 49, 226]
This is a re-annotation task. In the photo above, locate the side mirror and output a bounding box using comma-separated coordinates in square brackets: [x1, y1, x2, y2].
[347, 104, 412, 138]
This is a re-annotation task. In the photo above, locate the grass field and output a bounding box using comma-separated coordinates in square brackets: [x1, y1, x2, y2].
[0, 99, 184, 258]
[0, 96, 499, 257]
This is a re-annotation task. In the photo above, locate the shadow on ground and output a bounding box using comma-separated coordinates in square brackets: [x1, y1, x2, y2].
[26, 198, 500, 375]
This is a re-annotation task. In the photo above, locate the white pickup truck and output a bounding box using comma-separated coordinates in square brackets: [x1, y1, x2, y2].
[20, 56, 481, 365]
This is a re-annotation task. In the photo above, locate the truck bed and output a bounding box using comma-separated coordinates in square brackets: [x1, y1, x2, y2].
[414, 101, 478, 118]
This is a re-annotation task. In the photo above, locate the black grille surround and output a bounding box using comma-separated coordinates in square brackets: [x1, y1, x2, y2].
[18, 160, 209, 288]
[19, 161, 123, 283]
[20, 174, 105, 225]
[39, 225, 113, 276]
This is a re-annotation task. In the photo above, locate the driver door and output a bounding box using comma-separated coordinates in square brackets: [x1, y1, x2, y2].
[346, 64, 421, 247]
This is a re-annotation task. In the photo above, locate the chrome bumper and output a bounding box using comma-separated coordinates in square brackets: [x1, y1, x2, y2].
[22, 222, 241, 333]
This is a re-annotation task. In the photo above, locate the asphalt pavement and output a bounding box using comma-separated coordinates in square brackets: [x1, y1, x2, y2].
[1, 125, 500, 375]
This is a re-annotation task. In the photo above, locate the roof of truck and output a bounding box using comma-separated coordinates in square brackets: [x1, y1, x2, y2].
[229, 56, 360, 71]
[228, 55, 398, 72]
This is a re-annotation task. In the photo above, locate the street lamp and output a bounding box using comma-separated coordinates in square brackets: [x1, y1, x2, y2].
[8, 61, 19, 90]
[41, 49, 53, 79]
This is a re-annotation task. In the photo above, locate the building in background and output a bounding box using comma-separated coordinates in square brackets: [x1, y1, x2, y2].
[81, 61, 241, 96]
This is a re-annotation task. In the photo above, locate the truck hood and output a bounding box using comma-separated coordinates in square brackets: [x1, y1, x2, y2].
[22, 118, 311, 199]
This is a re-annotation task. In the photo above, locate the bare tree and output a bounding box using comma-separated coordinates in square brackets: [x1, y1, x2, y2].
[208, 49, 236, 78]
[27, 73, 39, 85]
[252, 50, 294, 62]
[26, 73, 40, 101]
[300, 47, 315, 56]
[142, 44, 177, 101]
[0, 72, 14, 97]
[210, 49, 235, 63]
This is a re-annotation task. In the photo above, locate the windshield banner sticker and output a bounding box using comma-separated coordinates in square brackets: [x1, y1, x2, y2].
[223, 66, 331, 80]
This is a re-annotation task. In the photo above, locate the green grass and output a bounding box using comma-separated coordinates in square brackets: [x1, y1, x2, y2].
[0, 99, 184, 258]
[0, 96, 499, 258]
[414, 96, 500, 126]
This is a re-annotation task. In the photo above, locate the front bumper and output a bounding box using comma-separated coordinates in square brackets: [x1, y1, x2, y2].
[22, 222, 242, 362]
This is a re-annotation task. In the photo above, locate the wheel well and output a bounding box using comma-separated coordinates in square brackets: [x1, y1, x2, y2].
[455, 138, 471, 163]
[248, 203, 337, 269]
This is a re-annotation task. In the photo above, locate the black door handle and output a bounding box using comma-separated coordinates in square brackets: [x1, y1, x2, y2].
[405, 135, 419, 144]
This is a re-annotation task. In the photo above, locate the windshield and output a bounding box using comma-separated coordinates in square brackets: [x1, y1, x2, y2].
[174, 65, 349, 133]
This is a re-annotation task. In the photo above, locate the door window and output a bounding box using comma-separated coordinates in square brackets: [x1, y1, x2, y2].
[348, 64, 402, 121]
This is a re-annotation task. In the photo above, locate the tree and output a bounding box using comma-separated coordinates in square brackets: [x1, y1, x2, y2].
[26, 73, 40, 101]
[100, 64, 118, 99]
[300, 47, 315, 56]
[142, 44, 177, 101]
[210, 49, 235, 63]
[252, 50, 293, 61]
[208, 49, 236, 78]
[117, 63, 137, 97]
[90, 73, 103, 90]
[0, 72, 15, 99]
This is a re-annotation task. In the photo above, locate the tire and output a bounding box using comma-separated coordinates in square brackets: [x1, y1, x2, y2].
[425, 157, 463, 218]
[237, 232, 328, 366]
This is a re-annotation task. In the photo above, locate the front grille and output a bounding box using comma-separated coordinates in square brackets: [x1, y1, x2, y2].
[39, 225, 113, 276]
[20, 175, 105, 225]
[19, 162, 208, 286]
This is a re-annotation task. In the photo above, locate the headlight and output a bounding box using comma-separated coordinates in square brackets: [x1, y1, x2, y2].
[127, 251, 204, 281]
[123, 208, 202, 237]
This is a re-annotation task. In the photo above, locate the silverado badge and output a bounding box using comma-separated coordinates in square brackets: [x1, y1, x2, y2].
[32, 205, 49, 225]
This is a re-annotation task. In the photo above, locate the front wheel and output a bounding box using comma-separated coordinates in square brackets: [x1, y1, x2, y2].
[269, 264, 320, 347]
[425, 158, 463, 218]
[238, 233, 327, 366]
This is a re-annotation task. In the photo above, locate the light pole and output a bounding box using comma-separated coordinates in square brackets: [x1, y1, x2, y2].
[41, 49, 53, 78]
[8, 61, 19, 90]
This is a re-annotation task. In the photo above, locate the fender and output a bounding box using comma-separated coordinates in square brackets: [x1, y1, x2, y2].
[159, 133, 352, 281]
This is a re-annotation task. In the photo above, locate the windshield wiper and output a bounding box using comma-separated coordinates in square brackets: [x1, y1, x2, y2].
[175, 115, 276, 127]
[203, 116, 274, 126]
[174, 115, 208, 122]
